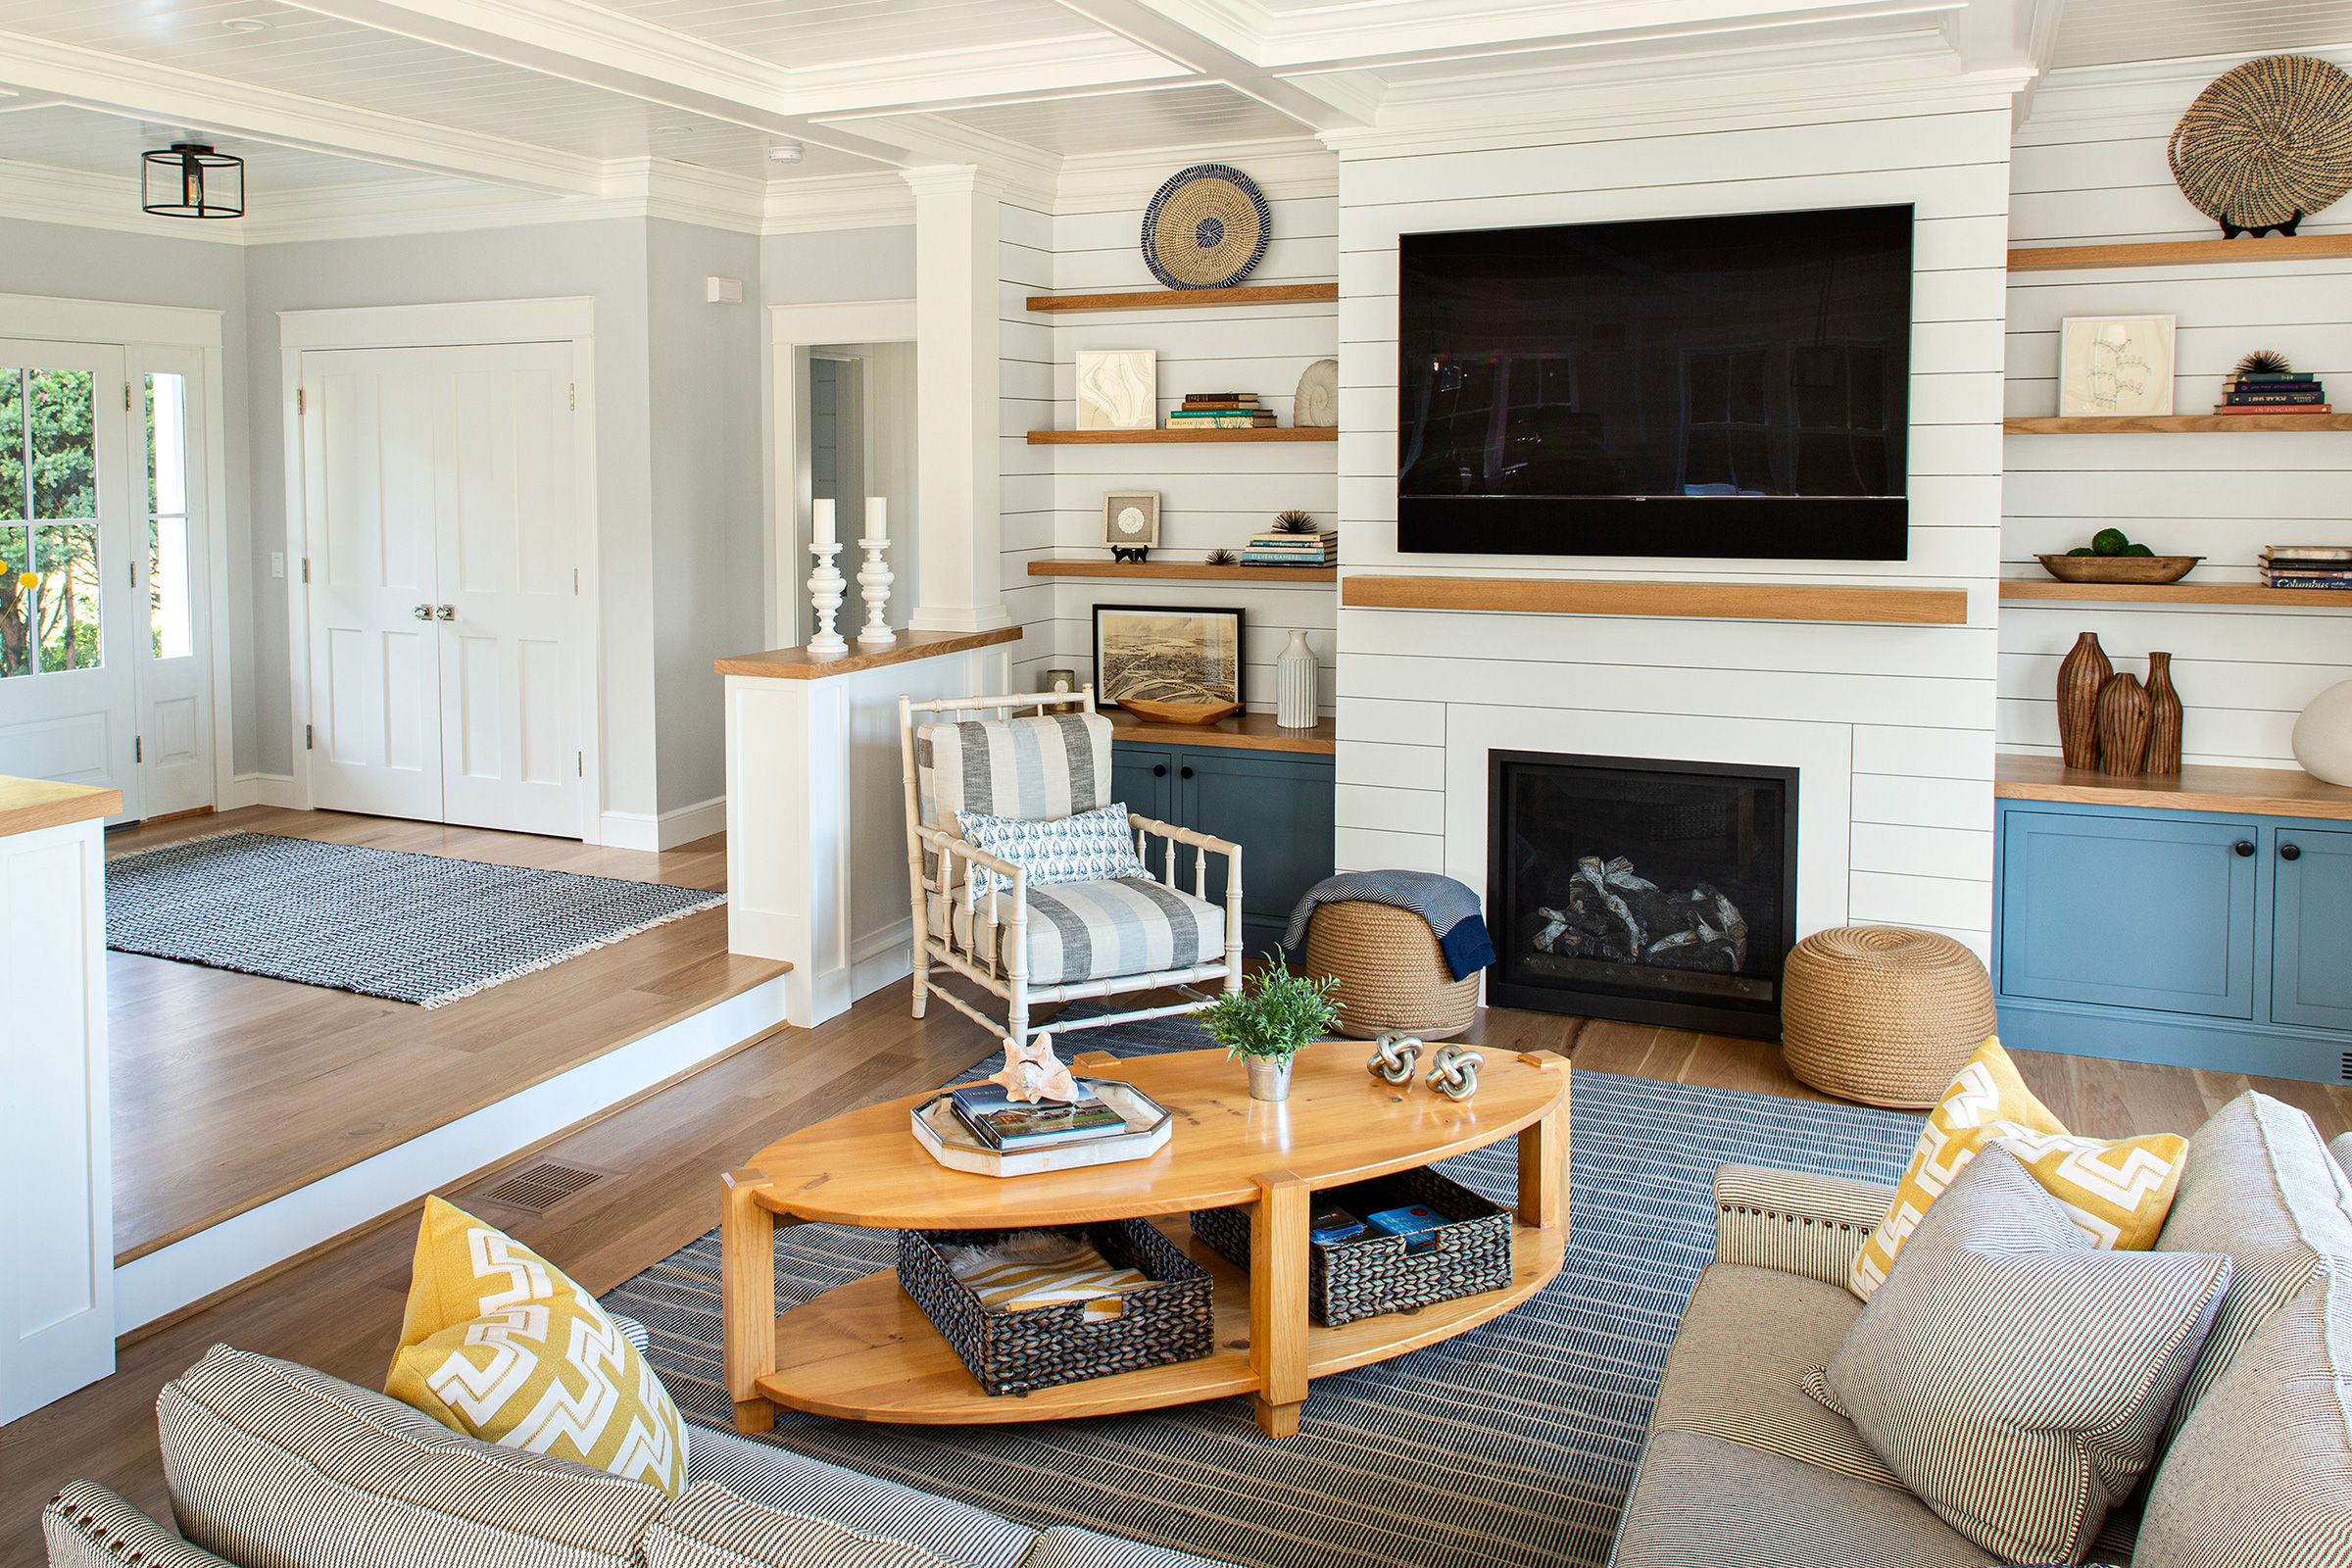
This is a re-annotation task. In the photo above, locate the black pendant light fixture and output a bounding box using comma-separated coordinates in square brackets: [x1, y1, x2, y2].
[141, 142, 244, 220]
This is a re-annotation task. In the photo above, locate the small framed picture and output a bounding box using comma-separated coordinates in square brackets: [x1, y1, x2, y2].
[1102, 490, 1160, 550]
[2058, 316, 2176, 416]
[1092, 605, 1246, 710]
[1076, 349, 1156, 430]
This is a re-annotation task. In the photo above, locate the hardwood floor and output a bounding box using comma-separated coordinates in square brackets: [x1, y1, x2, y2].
[9, 970, 2348, 1567]
[105, 807, 783, 1261]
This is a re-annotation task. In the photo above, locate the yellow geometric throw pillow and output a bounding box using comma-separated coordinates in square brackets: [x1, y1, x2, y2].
[387, 1197, 687, 1494]
[1848, 1037, 2187, 1301]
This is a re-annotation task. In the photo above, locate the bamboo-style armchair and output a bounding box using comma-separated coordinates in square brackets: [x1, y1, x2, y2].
[898, 685, 1244, 1044]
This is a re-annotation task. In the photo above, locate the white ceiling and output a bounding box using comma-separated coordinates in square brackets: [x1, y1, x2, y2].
[0, 0, 2341, 229]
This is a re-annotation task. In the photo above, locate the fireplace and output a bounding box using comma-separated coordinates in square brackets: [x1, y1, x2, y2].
[1487, 750, 1797, 1038]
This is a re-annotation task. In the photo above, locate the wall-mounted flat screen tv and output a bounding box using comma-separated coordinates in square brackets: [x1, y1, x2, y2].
[1398, 205, 1913, 561]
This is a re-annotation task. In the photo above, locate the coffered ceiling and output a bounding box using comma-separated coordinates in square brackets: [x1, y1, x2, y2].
[0, 0, 2336, 235]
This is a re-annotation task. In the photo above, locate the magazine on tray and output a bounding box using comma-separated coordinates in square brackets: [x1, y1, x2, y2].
[948, 1082, 1127, 1150]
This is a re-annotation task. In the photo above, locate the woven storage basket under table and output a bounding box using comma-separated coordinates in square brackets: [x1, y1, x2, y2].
[1304, 900, 1481, 1040]
[1779, 925, 1995, 1110]
[1190, 1167, 1513, 1328]
[896, 1219, 1213, 1396]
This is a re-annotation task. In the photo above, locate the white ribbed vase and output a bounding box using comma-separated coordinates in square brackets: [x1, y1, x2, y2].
[1276, 629, 1317, 729]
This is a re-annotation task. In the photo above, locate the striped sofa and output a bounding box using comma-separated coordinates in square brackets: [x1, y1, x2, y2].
[1609, 1092, 2352, 1568]
[41, 1344, 1232, 1568]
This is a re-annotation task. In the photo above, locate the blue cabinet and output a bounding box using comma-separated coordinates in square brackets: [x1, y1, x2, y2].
[1994, 798, 2352, 1083]
[1109, 738, 1334, 956]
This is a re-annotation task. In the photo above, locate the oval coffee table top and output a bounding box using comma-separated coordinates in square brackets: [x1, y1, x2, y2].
[739, 1040, 1567, 1227]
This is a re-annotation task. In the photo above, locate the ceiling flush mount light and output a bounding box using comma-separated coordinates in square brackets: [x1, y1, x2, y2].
[221, 16, 270, 31]
[766, 143, 805, 165]
[142, 142, 244, 220]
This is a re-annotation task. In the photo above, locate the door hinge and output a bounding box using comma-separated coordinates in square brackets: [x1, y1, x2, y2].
[134, 735, 142, 763]
[301, 557, 310, 584]
[124, 383, 133, 412]
[297, 387, 306, 416]
[568, 382, 575, 412]
[305, 724, 315, 751]
[573, 566, 580, 595]
[576, 751, 583, 778]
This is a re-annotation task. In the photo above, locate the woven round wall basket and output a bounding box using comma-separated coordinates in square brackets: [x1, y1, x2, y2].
[1141, 164, 1270, 290]
[1304, 901, 1481, 1041]
[1780, 926, 1995, 1110]
[2169, 54, 2352, 237]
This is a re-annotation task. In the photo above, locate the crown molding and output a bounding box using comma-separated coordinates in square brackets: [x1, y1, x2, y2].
[760, 172, 916, 234]
[2016, 44, 2352, 145]
[0, 160, 249, 245]
[786, 34, 1193, 117]
[1050, 136, 1337, 214]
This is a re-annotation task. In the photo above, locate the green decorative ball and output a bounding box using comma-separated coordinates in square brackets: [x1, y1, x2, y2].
[2091, 527, 2131, 557]
[2123, 542, 2155, 558]
[2068, 547, 2096, 557]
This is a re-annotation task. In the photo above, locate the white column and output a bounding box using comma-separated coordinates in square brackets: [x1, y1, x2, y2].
[1, 803, 114, 1422]
[902, 165, 1010, 634]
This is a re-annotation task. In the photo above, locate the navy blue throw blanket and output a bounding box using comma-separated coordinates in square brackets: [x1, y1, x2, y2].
[1283, 869, 1496, 980]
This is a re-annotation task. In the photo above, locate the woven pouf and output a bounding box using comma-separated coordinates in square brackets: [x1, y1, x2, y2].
[1780, 926, 1996, 1109]
[1304, 901, 1481, 1041]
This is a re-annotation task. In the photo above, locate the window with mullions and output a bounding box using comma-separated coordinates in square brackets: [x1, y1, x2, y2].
[0, 367, 103, 677]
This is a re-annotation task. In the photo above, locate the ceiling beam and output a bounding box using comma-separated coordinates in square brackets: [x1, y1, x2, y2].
[0, 28, 603, 195]
[1047, 0, 1376, 128]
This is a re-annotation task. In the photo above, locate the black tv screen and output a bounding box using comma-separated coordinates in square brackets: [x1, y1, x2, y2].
[1398, 205, 1913, 561]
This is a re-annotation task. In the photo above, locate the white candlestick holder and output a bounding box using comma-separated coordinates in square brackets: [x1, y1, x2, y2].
[856, 535, 896, 647]
[807, 542, 848, 658]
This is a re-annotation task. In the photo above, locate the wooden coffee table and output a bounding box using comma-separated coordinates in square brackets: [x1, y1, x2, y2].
[721, 1041, 1569, 1439]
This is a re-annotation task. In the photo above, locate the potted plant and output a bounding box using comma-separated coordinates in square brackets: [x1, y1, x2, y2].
[1195, 955, 1342, 1102]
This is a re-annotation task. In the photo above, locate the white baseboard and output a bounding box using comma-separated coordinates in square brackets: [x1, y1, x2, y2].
[113, 973, 790, 1332]
[601, 795, 726, 853]
[224, 771, 301, 811]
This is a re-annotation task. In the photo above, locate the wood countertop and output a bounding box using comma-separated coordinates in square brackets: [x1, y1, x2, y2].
[0, 776, 120, 837]
[1995, 753, 2352, 821]
[1104, 709, 1336, 755]
[714, 625, 1021, 680]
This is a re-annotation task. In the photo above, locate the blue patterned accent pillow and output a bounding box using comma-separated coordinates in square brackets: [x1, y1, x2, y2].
[956, 802, 1149, 894]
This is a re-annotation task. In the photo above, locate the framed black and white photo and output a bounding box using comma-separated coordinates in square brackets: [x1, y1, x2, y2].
[1091, 604, 1245, 710]
[1102, 490, 1161, 550]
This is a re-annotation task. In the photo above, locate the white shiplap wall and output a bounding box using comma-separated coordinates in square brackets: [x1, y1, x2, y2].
[1000, 199, 1058, 688]
[1334, 102, 2015, 959]
[2003, 54, 2352, 769]
[1002, 179, 1342, 710]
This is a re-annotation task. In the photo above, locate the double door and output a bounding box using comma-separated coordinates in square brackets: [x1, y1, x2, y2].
[0, 340, 214, 821]
[302, 343, 582, 837]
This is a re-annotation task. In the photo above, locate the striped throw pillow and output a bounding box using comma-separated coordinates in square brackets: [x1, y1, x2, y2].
[1814, 1145, 2231, 1564]
[1848, 1035, 2186, 1299]
[956, 801, 1150, 893]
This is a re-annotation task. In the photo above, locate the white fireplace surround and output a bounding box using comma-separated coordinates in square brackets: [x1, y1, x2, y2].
[1442, 705, 1854, 962]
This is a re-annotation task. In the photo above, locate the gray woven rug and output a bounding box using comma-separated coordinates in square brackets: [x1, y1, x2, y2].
[107, 831, 725, 1007]
[606, 1014, 1920, 1567]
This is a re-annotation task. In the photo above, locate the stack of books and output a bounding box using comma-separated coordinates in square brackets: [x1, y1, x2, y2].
[1242, 528, 1339, 566]
[2218, 371, 2329, 416]
[1166, 393, 1275, 430]
[2262, 546, 2352, 591]
[947, 1082, 1128, 1151]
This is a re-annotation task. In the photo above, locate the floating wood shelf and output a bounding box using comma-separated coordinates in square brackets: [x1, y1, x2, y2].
[1106, 710, 1336, 755]
[1342, 574, 1969, 625]
[1027, 426, 1337, 445]
[2006, 414, 2352, 434]
[1995, 753, 2352, 822]
[2007, 234, 2352, 272]
[1024, 282, 1338, 313]
[2001, 580, 2352, 608]
[1028, 560, 1336, 584]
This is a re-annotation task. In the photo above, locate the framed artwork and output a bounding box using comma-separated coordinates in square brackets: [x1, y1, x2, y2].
[1102, 490, 1160, 551]
[1091, 604, 1246, 710]
[1075, 349, 1156, 430]
[2058, 316, 2176, 416]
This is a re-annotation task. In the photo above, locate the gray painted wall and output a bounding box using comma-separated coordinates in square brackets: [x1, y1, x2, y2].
[760, 224, 914, 305]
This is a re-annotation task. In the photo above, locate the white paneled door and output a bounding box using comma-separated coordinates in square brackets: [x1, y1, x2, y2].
[302, 343, 581, 837]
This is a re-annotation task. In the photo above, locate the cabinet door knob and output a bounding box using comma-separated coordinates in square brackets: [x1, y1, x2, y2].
[2281, 842, 2303, 861]
[413, 603, 434, 621]
[1179, 765, 1195, 780]
[2234, 840, 2256, 858]
[1152, 763, 1167, 777]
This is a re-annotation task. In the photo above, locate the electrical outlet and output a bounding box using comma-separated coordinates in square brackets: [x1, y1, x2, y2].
[270, 552, 285, 579]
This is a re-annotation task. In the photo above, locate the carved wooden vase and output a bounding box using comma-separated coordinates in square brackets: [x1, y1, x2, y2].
[2096, 671, 2152, 775]
[2145, 652, 2183, 775]
[2056, 631, 2113, 770]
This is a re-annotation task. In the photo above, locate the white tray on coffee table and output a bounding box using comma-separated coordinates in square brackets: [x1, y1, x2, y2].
[910, 1078, 1171, 1176]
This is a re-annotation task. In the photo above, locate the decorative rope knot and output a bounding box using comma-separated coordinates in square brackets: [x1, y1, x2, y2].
[1366, 1032, 1422, 1084]
[1426, 1044, 1484, 1102]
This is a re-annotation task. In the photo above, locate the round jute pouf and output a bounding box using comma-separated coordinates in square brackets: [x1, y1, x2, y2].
[1304, 900, 1481, 1041]
[1780, 925, 1995, 1109]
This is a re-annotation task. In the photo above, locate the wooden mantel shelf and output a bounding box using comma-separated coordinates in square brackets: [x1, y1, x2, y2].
[1996, 754, 2352, 822]
[714, 625, 1021, 680]
[1342, 574, 1969, 625]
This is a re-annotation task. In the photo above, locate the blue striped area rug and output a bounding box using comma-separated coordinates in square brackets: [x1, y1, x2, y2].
[605, 1016, 1920, 1568]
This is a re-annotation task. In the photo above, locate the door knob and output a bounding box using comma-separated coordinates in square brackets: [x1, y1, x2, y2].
[435, 604, 457, 621]
[2281, 842, 2303, 861]
[2234, 840, 2256, 858]
[413, 604, 433, 621]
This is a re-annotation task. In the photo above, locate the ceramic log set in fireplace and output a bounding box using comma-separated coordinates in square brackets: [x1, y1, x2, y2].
[1488, 751, 1797, 1037]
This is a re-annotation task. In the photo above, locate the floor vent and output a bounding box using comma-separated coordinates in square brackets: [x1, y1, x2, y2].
[468, 1159, 614, 1217]
[2341, 1051, 2351, 1084]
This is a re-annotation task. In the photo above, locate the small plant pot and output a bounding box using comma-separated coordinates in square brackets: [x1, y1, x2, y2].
[1246, 1054, 1295, 1102]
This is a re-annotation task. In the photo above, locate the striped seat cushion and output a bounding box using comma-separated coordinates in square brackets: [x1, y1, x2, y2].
[686, 1430, 1036, 1568]
[1813, 1145, 2231, 1565]
[158, 1345, 667, 1568]
[916, 714, 1110, 873]
[643, 1482, 964, 1568]
[948, 877, 1224, 986]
